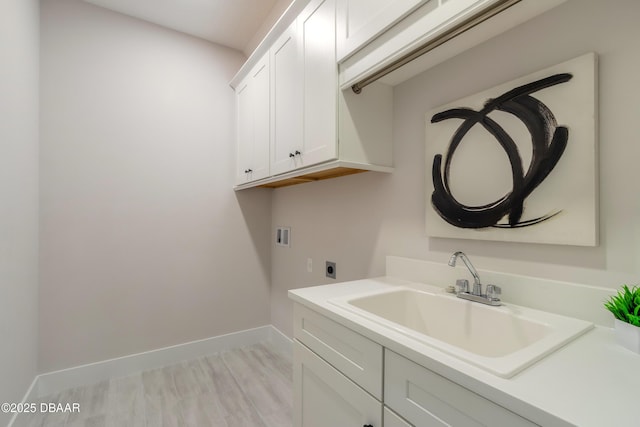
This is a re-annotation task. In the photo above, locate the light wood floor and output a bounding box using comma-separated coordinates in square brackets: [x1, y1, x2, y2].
[22, 343, 292, 427]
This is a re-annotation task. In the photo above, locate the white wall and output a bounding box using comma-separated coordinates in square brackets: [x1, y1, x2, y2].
[271, 0, 640, 336]
[0, 0, 40, 421]
[39, 0, 272, 372]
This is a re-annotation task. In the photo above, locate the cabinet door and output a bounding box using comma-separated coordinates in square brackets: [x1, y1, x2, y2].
[336, 0, 428, 61]
[270, 21, 303, 176]
[235, 76, 253, 184]
[299, 0, 338, 167]
[235, 54, 270, 184]
[294, 341, 382, 427]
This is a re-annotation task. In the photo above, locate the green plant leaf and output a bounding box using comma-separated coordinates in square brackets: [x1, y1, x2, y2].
[604, 284, 640, 325]
[628, 314, 640, 327]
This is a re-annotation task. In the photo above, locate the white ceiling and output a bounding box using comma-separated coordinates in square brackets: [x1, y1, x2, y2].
[82, 0, 281, 53]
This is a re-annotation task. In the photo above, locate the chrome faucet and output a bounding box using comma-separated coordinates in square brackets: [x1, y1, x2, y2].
[448, 251, 501, 306]
[448, 251, 481, 294]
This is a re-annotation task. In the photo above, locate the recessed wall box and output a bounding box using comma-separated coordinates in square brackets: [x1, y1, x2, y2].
[276, 227, 291, 247]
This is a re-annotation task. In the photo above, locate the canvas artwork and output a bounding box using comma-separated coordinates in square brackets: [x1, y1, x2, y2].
[425, 53, 598, 246]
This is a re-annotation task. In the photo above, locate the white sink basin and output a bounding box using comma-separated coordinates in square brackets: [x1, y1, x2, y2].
[330, 286, 593, 378]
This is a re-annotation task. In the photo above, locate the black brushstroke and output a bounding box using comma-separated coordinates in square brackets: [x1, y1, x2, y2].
[431, 73, 572, 229]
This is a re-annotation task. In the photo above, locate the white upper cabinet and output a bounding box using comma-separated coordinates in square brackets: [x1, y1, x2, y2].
[232, 0, 566, 189]
[235, 77, 252, 183]
[235, 53, 270, 185]
[336, 0, 429, 62]
[339, 0, 568, 89]
[270, 21, 303, 176]
[271, 0, 338, 177]
[299, 0, 338, 168]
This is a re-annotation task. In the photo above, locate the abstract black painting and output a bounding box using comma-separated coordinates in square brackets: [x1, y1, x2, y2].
[425, 53, 598, 246]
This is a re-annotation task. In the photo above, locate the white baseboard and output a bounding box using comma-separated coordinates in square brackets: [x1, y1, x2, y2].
[8, 376, 38, 427]
[268, 324, 293, 362]
[9, 325, 293, 427]
[38, 324, 292, 398]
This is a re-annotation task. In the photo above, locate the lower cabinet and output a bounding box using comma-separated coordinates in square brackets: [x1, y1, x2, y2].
[294, 341, 382, 427]
[293, 303, 540, 427]
[385, 350, 538, 427]
[384, 407, 412, 427]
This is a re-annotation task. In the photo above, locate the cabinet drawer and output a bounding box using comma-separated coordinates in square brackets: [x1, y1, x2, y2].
[293, 303, 383, 399]
[385, 350, 538, 427]
[294, 341, 382, 427]
[384, 407, 413, 427]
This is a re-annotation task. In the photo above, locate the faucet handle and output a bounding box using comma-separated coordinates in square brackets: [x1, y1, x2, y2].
[486, 284, 501, 301]
[455, 279, 468, 294]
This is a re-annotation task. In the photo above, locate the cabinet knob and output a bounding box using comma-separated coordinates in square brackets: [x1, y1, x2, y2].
[294, 150, 301, 155]
[363, 425, 374, 427]
[245, 168, 252, 173]
[289, 152, 295, 158]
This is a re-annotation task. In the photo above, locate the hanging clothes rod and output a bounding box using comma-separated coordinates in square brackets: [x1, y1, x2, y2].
[351, 0, 521, 94]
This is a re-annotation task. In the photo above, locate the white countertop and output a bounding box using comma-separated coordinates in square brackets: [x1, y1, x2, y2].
[289, 277, 640, 427]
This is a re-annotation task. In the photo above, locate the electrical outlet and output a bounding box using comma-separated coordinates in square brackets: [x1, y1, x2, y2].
[326, 261, 336, 279]
[307, 258, 313, 273]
